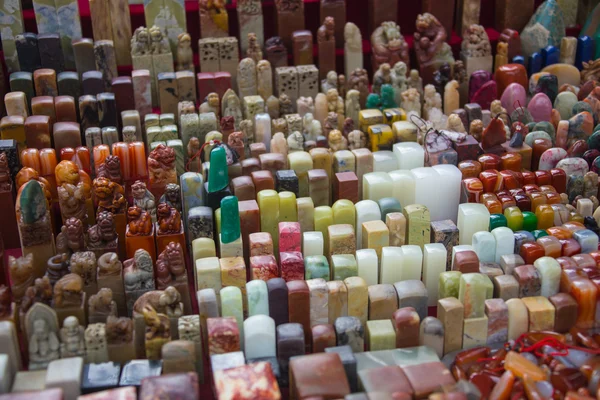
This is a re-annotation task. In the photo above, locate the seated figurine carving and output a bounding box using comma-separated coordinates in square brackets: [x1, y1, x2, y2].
[159, 183, 182, 213]
[134, 287, 183, 318]
[59, 316, 85, 358]
[326, 89, 344, 115]
[321, 71, 338, 94]
[98, 252, 121, 277]
[20, 276, 53, 314]
[127, 205, 153, 236]
[29, 318, 59, 369]
[176, 32, 193, 71]
[96, 155, 122, 184]
[156, 242, 187, 289]
[371, 21, 410, 71]
[57, 183, 87, 222]
[93, 177, 127, 215]
[70, 251, 97, 287]
[143, 304, 170, 340]
[287, 131, 305, 152]
[328, 130, 348, 151]
[123, 249, 155, 292]
[56, 217, 86, 254]
[88, 288, 118, 320]
[348, 130, 367, 150]
[8, 254, 34, 302]
[53, 273, 84, 308]
[149, 25, 170, 55]
[157, 203, 182, 235]
[106, 315, 134, 344]
[131, 180, 156, 221]
[131, 26, 151, 56]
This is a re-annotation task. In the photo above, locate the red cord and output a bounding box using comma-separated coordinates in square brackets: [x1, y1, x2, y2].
[185, 140, 222, 173]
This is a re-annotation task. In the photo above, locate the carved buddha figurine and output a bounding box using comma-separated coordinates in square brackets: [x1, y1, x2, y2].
[157, 203, 182, 235]
[29, 318, 59, 369]
[59, 316, 85, 358]
[156, 242, 187, 290]
[371, 21, 410, 72]
[127, 205, 153, 236]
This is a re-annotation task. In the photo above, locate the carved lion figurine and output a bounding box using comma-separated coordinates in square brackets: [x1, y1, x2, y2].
[148, 144, 176, 187]
[149, 25, 170, 55]
[56, 217, 86, 254]
[176, 32, 193, 71]
[127, 205, 153, 236]
[88, 288, 117, 318]
[143, 305, 170, 340]
[53, 273, 84, 308]
[461, 24, 492, 58]
[93, 177, 126, 215]
[55, 160, 80, 187]
[157, 203, 182, 235]
[131, 180, 156, 220]
[88, 211, 118, 247]
[155, 242, 186, 290]
[96, 155, 122, 184]
[414, 13, 453, 66]
[8, 254, 34, 302]
[328, 129, 348, 151]
[371, 21, 410, 71]
[131, 27, 151, 56]
[106, 316, 133, 344]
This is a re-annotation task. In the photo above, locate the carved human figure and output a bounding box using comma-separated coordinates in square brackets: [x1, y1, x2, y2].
[328, 130, 348, 151]
[123, 249, 155, 292]
[297, 96, 314, 117]
[413, 13, 454, 76]
[372, 63, 393, 94]
[131, 27, 151, 56]
[470, 120, 484, 142]
[279, 93, 294, 116]
[256, 60, 273, 100]
[106, 316, 134, 344]
[93, 177, 127, 215]
[56, 218, 86, 254]
[149, 26, 170, 55]
[401, 88, 421, 117]
[8, 254, 34, 302]
[159, 184, 182, 213]
[155, 242, 187, 290]
[348, 68, 370, 107]
[303, 113, 322, 141]
[70, 251, 97, 287]
[321, 70, 338, 94]
[446, 114, 466, 133]
[87, 211, 118, 250]
[88, 288, 118, 321]
[461, 24, 492, 58]
[345, 89, 361, 127]
[97, 155, 122, 184]
[317, 16, 335, 42]
[327, 89, 345, 125]
[371, 21, 410, 71]
[407, 69, 424, 98]
[176, 33, 193, 71]
[200, 92, 220, 117]
[127, 205, 153, 236]
[53, 273, 84, 308]
[390, 61, 408, 106]
[342, 117, 354, 137]
[423, 84, 442, 119]
[324, 111, 339, 137]
[348, 129, 367, 150]
[131, 180, 157, 221]
[271, 132, 288, 157]
[287, 131, 305, 152]
[59, 316, 85, 358]
[29, 318, 59, 369]
[338, 74, 346, 99]
[246, 33, 263, 63]
[221, 90, 243, 131]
